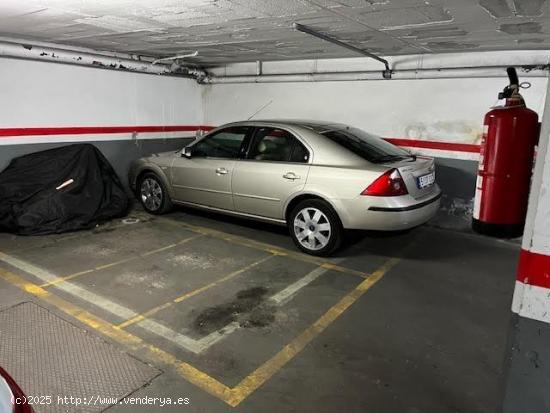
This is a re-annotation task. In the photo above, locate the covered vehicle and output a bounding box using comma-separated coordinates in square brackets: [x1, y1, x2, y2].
[0, 144, 128, 235]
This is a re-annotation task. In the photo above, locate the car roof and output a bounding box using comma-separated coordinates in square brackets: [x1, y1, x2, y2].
[203, 119, 391, 169]
[223, 119, 347, 131]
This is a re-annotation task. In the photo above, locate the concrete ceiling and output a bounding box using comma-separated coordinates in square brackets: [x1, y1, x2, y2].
[0, 0, 549, 64]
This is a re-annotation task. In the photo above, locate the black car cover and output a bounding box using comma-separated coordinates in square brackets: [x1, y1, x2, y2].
[0, 144, 128, 235]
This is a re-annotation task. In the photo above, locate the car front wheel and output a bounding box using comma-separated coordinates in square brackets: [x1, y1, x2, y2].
[138, 173, 172, 215]
[288, 199, 343, 256]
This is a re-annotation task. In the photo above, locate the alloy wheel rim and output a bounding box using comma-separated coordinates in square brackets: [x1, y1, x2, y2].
[293, 207, 331, 251]
[141, 178, 162, 211]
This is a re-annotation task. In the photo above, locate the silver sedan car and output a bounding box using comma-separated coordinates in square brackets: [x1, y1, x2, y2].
[129, 120, 441, 256]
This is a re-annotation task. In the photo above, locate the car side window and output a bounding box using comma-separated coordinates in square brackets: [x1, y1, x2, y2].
[248, 128, 310, 163]
[193, 127, 249, 159]
[289, 139, 310, 163]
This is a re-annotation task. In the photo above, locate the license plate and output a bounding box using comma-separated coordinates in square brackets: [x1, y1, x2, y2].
[417, 172, 435, 189]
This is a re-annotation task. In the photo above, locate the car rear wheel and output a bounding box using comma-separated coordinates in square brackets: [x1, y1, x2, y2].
[138, 173, 172, 215]
[289, 199, 343, 256]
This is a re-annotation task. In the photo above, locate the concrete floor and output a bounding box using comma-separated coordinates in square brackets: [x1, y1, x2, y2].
[0, 206, 519, 413]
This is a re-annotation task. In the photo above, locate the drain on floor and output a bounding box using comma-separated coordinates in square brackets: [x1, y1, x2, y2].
[122, 218, 140, 225]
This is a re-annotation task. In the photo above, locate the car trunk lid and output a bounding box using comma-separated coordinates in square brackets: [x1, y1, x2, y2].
[382, 156, 436, 199]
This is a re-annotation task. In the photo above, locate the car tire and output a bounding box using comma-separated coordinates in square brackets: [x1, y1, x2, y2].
[288, 199, 343, 256]
[137, 172, 173, 215]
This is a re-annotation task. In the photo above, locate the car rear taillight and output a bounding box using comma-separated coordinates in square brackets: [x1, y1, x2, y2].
[361, 168, 408, 196]
[0, 368, 33, 413]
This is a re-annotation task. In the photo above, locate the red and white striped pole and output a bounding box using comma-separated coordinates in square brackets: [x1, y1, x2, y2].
[503, 77, 550, 412]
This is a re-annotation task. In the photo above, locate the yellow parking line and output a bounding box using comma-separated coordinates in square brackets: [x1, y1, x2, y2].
[0, 268, 233, 403]
[226, 257, 401, 406]
[0, 256, 401, 407]
[39, 234, 202, 288]
[116, 254, 275, 329]
[160, 218, 369, 279]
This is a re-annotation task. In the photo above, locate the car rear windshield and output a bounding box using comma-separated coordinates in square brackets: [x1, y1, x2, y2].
[318, 126, 410, 163]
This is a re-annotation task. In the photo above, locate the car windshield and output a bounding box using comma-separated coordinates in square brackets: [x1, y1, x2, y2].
[317, 125, 412, 163]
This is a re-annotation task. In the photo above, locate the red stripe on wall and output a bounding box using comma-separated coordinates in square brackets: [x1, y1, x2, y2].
[517, 249, 550, 289]
[0, 125, 215, 138]
[384, 138, 480, 153]
[0, 125, 480, 154]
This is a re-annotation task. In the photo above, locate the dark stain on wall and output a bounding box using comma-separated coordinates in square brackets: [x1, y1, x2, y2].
[430, 158, 478, 232]
[426, 41, 480, 50]
[500, 22, 543, 35]
[513, 0, 546, 16]
[517, 37, 546, 44]
[479, 0, 514, 18]
[409, 26, 468, 39]
[482, 0, 545, 18]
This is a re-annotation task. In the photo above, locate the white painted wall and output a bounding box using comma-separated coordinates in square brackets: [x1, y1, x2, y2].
[203, 77, 548, 159]
[2, 54, 548, 157]
[0, 53, 546, 230]
[524, 84, 550, 257]
[202, 70, 549, 230]
[0, 57, 203, 145]
[511, 79, 550, 324]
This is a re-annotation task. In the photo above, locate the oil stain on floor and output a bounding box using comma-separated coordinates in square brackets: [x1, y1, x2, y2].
[192, 286, 276, 334]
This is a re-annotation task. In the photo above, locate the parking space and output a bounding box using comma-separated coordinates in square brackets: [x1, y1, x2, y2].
[0, 208, 392, 405]
[4, 1, 550, 409]
[0, 206, 518, 411]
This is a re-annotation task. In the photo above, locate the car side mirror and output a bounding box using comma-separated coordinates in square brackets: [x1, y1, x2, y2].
[182, 147, 193, 158]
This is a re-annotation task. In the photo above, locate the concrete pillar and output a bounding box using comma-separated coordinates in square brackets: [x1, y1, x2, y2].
[503, 76, 550, 412]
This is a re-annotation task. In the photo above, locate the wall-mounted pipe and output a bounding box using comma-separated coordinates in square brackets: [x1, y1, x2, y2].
[293, 23, 392, 79]
[202, 66, 549, 84]
[0, 40, 207, 78]
[152, 51, 199, 65]
[0, 36, 153, 62]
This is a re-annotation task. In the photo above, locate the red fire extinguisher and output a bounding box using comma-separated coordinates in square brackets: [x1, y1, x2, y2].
[472, 67, 540, 237]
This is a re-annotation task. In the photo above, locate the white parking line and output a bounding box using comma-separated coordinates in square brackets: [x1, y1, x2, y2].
[0, 251, 213, 353]
[0, 251, 343, 354]
[135, 320, 242, 354]
[269, 265, 333, 306]
[0, 251, 137, 318]
[143, 258, 345, 351]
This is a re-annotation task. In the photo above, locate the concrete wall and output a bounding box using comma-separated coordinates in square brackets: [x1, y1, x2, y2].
[0, 139, 192, 194]
[1, 54, 548, 231]
[202, 77, 548, 230]
[504, 76, 550, 412]
[0, 57, 203, 190]
[203, 78, 547, 146]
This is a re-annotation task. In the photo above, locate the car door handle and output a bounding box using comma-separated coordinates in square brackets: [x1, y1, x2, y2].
[283, 172, 300, 180]
[216, 167, 229, 175]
